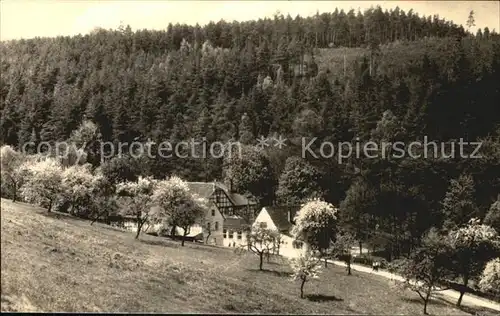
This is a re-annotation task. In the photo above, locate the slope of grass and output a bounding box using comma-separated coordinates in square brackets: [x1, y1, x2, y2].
[0, 198, 492, 314]
[316, 37, 465, 77]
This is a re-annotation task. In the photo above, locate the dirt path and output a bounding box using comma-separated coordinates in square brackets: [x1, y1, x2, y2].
[327, 259, 500, 312]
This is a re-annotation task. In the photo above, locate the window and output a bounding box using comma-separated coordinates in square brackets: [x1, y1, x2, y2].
[215, 221, 219, 231]
[211, 209, 215, 216]
[293, 240, 303, 249]
[228, 230, 234, 238]
[207, 222, 211, 231]
[223, 229, 227, 238]
[237, 231, 242, 239]
[259, 222, 267, 229]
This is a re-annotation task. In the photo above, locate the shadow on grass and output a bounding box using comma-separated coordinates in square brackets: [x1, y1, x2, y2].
[457, 304, 499, 316]
[138, 236, 233, 255]
[306, 294, 343, 302]
[138, 238, 181, 248]
[405, 294, 500, 316]
[264, 260, 281, 265]
[247, 268, 292, 278]
[400, 296, 448, 308]
[37, 209, 87, 222]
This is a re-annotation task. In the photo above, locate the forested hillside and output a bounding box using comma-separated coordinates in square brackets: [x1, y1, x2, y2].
[1, 7, 500, 261]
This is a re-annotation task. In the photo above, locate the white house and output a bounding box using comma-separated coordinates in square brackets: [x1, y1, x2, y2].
[222, 216, 250, 248]
[186, 182, 256, 247]
[201, 202, 225, 246]
[253, 205, 306, 258]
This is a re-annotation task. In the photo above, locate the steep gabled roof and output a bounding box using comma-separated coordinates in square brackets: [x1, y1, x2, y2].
[229, 192, 257, 206]
[214, 182, 257, 206]
[263, 205, 301, 233]
[187, 181, 256, 207]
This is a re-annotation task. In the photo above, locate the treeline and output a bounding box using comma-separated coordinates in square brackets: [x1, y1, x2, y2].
[1, 7, 500, 265]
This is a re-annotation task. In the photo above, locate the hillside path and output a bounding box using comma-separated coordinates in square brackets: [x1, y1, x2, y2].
[326, 259, 500, 312]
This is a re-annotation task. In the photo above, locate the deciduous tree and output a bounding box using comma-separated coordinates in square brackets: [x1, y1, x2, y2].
[241, 225, 280, 270]
[19, 157, 63, 212]
[61, 163, 103, 217]
[276, 157, 324, 205]
[340, 178, 377, 255]
[441, 174, 479, 231]
[292, 199, 338, 266]
[484, 197, 500, 232]
[290, 250, 322, 298]
[332, 230, 356, 274]
[478, 257, 500, 296]
[398, 229, 453, 315]
[223, 145, 275, 206]
[447, 218, 500, 306]
[0, 145, 25, 202]
[151, 176, 208, 246]
[116, 176, 158, 239]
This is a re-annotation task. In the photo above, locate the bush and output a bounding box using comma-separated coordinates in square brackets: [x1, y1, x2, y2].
[387, 258, 408, 274]
[478, 258, 500, 296]
[352, 254, 388, 268]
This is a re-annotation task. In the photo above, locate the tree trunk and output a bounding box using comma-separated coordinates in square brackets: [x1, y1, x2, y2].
[91, 210, 108, 225]
[423, 287, 432, 315]
[135, 221, 143, 239]
[12, 182, 17, 202]
[359, 241, 362, 255]
[170, 225, 176, 238]
[259, 252, 264, 270]
[205, 228, 211, 244]
[300, 276, 306, 298]
[182, 228, 188, 247]
[324, 257, 328, 268]
[47, 199, 53, 212]
[456, 275, 469, 306]
[347, 260, 352, 275]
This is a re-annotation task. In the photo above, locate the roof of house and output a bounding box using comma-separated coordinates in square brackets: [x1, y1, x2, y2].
[224, 216, 250, 232]
[230, 192, 256, 206]
[263, 205, 301, 233]
[187, 181, 257, 207]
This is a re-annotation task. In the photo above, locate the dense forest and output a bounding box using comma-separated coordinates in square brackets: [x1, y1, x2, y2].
[1, 6, 500, 260]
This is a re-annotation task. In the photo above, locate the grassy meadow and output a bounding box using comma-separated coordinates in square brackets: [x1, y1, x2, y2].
[0, 198, 496, 314]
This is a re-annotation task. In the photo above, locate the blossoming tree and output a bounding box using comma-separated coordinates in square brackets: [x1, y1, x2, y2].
[478, 258, 500, 296]
[447, 218, 500, 306]
[0, 145, 25, 202]
[290, 251, 322, 298]
[61, 163, 104, 217]
[151, 176, 207, 246]
[19, 157, 63, 212]
[116, 176, 158, 239]
[291, 199, 338, 266]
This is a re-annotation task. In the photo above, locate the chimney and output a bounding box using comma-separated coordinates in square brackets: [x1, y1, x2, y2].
[230, 179, 234, 193]
[288, 210, 294, 224]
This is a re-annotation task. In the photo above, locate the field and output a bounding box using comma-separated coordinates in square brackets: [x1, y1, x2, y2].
[315, 37, 458, 77]
[0, 198, 496, 314]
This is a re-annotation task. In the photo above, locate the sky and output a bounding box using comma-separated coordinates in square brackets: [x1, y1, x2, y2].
[1, 1, 499, 41]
